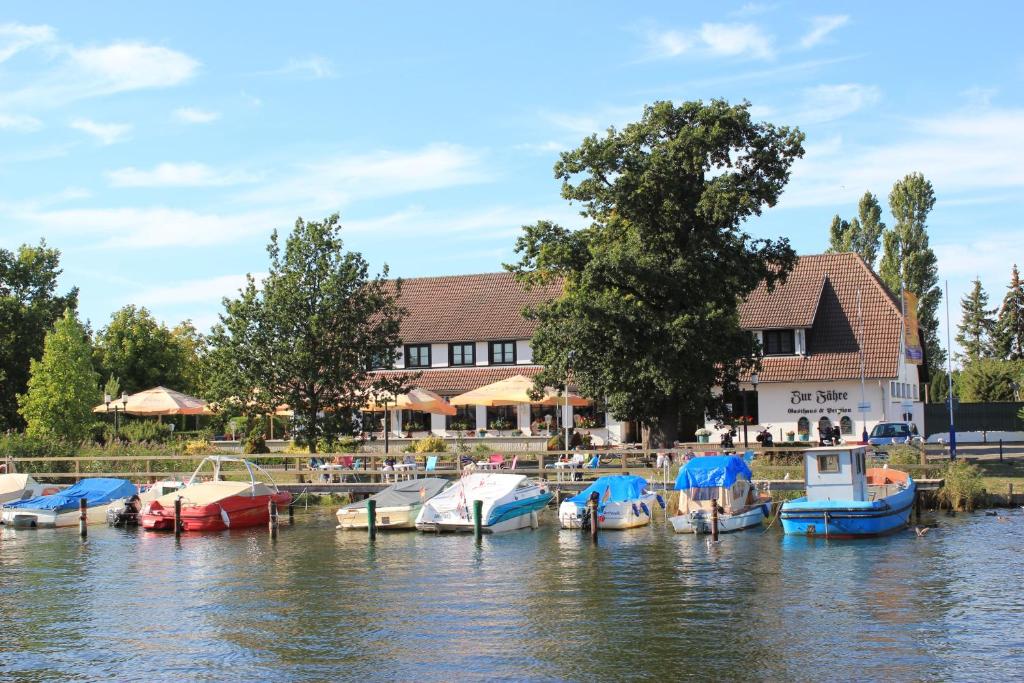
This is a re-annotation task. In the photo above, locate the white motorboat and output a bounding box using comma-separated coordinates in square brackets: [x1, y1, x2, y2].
[669, 456, 769, 534]
[415, 473, 552, 534]
[558, 474, 660, 530]
[336, 478, 448, 530]
[1, 477, 138, 528]
[0, 473, 56, 507]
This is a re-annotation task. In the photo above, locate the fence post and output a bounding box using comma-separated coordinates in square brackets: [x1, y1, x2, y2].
[999, 439, 1003, 463]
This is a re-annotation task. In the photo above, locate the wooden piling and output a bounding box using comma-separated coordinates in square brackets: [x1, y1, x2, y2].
[711, 497, 719, 542]
[268, 499, 278, 538]
[999, 439, 1004, 463]
[174, 496, 182, 538]
[1010, 482, 1015, 506]
[367, 499, 377, 541]
[473, 499, 483, 541]
[288, 502, 295, 525]
[587, 491, 599, 544]
[78, 497, 87, 538]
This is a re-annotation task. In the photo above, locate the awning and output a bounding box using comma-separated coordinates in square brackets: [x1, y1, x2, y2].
[362, 387, 457, 416]
[93, 386, 211, 416]
[449, 374, 591, 407]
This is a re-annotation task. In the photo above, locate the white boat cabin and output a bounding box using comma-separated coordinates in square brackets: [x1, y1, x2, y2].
[802, 446, 868, 503]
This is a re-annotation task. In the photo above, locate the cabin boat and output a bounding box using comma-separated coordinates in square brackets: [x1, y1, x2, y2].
[669, 456, 769, 534]
[1, 478, 138, 528]
[0, 473, 57, 507]
[140, 456, 291, 532]
[781, 446, 916, 538]
[558, 474, 659, 530]
[336, 478, 449, 530]
[415, 473, 552, 534]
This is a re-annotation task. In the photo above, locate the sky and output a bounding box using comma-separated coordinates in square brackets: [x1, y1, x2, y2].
[0, 1, 1022, 353]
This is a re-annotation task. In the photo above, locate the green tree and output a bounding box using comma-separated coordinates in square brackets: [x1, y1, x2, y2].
[92, 305, 192, 394]
[994, 264, 1024, 360]
[508, 100, 804, 446]
[0, 241, 78, 430]
[852, 191, 885, 268]
[955, 277, 995, 362]
[207, 214, 410, 452]
[827, 214, 852, 253]
[958, 358, 1022, 402]
[170, 320, 207, 394]
[879, 172, 944, 367]
[17, 308, 99, 442]
[103, 375, 121, 401]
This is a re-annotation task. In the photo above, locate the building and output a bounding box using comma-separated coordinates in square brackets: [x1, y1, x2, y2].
[370, 253, 922, 445]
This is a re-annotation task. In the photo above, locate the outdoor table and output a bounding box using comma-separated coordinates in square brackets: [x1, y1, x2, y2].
[393, 463, 418, 480]
[317, 463, 349, 482]
[553, 460, 578, 483]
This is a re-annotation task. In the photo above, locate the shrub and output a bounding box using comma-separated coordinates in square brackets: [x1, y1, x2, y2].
[546, 435, 561, 451]
[885, 445, 923, 466]
[413, 435, 447, 453]
[113, 420, 174, 444]
[936, 461, 985, 512]
[184, 439, 214, 456]
[316, 435, 361, 453]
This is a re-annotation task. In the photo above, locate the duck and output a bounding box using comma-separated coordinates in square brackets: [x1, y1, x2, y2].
[915, 527, 930, 537]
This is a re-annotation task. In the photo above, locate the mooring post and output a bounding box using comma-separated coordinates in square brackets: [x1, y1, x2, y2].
[587, 491, 599, 544]
[367, 498, 377, 541]
[1010, 482, 1015, 506]
[999, 439, 1004, 463]
[711, 497, 719, 542]
[268, 499, 278, 538]
[78, 497, 87, 539]
[288, 501, 295, 525]
[473, 499, 483, 541]
[174, 496, 182, 538]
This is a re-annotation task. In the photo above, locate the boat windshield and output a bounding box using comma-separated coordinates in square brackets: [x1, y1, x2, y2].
[186, 456, 279, 491]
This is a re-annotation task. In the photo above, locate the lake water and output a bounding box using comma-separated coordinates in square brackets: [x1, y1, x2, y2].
[1, 508, 1022, 682]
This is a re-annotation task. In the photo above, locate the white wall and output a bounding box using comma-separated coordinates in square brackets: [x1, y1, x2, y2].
[516, 340, 533, 364]
[430, 343, 448, 368]
[475, 341, 488, 366]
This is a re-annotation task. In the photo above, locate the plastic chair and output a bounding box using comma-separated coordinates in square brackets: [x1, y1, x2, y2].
[742, 450, 755, 464]
[586, 455, 600, 468]
[489, 454, 505, 469]
[502, 455, 518, 470]
[425, 456, 438, 472]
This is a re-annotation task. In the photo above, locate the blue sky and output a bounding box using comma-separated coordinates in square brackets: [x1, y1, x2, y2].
[1, 2, 1022, 352]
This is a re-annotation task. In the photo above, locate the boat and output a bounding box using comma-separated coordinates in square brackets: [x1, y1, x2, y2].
[1, 478, 138, 528]
[415, 472, 552, 533]
[558, 474, 659, 530]
[669, 455, 770, 534]
[0, 473, 58, 507]
[780, 445, 916, 538]
[140, 456, 292, 532]
[106, 480, 185, 527]
[336, 477, 448, 530]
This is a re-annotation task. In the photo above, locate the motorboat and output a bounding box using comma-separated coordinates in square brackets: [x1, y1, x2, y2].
[558, 474, 659, 530]
[336, 477, 448, 530]
[106, 480, 185, 527]
[140, 456, 291, 532]
[415, 473, 552, 533]
[1, 478, 138, 528]
[0, 473, 57, 507]
[781, 446, 916, 538]
[669, 455, 769, 534]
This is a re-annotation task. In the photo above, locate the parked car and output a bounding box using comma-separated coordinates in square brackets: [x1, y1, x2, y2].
[867, 422, 922, 447]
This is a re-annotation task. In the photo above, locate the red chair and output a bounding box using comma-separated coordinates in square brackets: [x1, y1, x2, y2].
[489, 454, 505, 469]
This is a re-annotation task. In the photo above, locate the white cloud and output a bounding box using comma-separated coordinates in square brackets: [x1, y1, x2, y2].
[135, 273, 266, 306]
[173, 107, 220, 124]
[0, 113, 43, 132]
[260, 56, 334, 79]
[800, 15, 849, 49]
[0, 22, 54, 62]
[642, 23, 774, 60]
[730, 3, 778, 18]
[107, 162, 258, 188]
[345, 203, 585, 238]
[70, 118, 132, 145]
[934, 231, 1021, 279]
[790, 83, 881, 124]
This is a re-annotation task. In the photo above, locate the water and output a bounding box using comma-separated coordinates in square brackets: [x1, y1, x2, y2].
[1, 509, 1022, 682]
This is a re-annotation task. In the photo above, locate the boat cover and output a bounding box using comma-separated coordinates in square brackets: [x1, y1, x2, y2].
[4, 477, 136, 512]
[341, 477, 448, 511]
[0, 474, 33, 498]
[675, 456, 751, 490]
[155, 480, 267, 506]
[567, 475, 648, 505]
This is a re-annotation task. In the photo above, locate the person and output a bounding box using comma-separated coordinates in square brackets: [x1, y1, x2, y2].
[656, 451, 666, 469]
[832, 425, 843, 445]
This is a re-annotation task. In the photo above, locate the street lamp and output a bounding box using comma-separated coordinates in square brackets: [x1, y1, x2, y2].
[748, 372, 759, 447]
[105, 391, 129, 439]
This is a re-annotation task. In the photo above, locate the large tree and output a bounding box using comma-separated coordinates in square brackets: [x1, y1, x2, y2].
[955, 278, 995, 362]
[508, 100, 804, 446]
[92, 305, 198, 394]
[17, 308, 99, 443]
[880, 172, 944, 367]
[958, 358, 1022, 402]
[207, 214, 409, 452]
[994, 264, 1024, 360]
[0, 241, 78, 430]
[825, 192, 885, 269]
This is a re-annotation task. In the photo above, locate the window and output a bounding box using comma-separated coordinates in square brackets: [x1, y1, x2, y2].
[402, 410, 430, 432]
[797, 417, 810, 436]
[573, 404, 606, 429]
[489, 340, 516, 365]
[449, 342, 475, 366]
[840, 416, 853, 435]
[913, 384, 919, 400]
[404, 344, 431, 368]
[446, 405, 476, 431]
[854, 450, 864, 474]
[762, 330, 795, 355]
[486, 405, 516, 430]
[817, 453, 840, 473]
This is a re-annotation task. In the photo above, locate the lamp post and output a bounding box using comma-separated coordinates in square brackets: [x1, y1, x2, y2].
[741, 391, 749, 448]
[750, 372, 759, 446]
[105, 391, 129, 439]
[564, 351, 575, 452]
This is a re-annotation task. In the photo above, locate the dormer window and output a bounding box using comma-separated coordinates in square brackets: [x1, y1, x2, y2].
[763, 330, 795, 355]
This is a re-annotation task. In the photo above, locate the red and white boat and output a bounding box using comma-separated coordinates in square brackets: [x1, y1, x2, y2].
[141, 456, 291, 532]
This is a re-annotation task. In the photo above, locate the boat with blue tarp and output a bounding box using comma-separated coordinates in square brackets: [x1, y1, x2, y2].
[670, 455, 769, 534]
[781, 445, 915, 538]
[2, 477, 137, 528]
[559, 474, 660, 529]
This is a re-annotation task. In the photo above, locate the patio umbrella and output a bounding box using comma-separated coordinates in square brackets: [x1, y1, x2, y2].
[363, 387, 457, 416]
[449, 374, 590, 407]
[93, 386, 211, 416]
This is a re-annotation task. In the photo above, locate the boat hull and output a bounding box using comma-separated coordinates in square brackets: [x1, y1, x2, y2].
[558, 493, 657, 530]
[141, 491, 292, 531]
[670, 504, 767, 534]
[416, 494, 551, 534]
[780, 482, 915, 538]
[2, 501, 121, 528]
[336, 503, 422, 530]
[416, 506, 546, 534]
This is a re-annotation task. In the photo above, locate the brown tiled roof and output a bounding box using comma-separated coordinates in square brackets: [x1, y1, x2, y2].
[739, 269, 825, 329]
[747, 253, 903, 383]
[369, 365, 543, 396]
[392, 272, 563, 343]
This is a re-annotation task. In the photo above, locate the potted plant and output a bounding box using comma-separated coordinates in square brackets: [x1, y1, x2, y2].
[785, 430, 795, 442]
[695, 427, 711, 444]
[489, 418, 513, 434]
[477, 429, 487, 438]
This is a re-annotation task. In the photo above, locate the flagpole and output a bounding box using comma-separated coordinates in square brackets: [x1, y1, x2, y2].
[945, 280, 957, 460]
[858, 289, 868, 442]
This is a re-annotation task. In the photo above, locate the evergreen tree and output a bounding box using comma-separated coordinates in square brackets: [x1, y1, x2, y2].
[955, 277, 995, 362]
[994, 264, 1024, 360]
[17, 309, 100, 442]
[880, 172, 944, 367]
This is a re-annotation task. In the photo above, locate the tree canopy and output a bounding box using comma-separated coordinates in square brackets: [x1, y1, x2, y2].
[17, 308, 99, 443]
[826, 191, 885, 268]
[0, 241, 78, 430]
[955, 278, 996, 363]
[508, 99, 804, 446]
[206, 214, 409, 452]
[994, 264, 1024, 360]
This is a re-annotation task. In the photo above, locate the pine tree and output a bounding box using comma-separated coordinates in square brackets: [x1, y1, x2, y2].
[994, 264, 1024, 360]
[17, 308, 100, 442]
[880, 172, 944, 367]
[955, 278, 995, 362]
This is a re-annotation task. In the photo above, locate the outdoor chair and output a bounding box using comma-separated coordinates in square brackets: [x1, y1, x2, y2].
[501, 455, 518, 470]
[585, 455, 600, 468]
[425, 456, 438, 472]
[488, 454, 505, 469]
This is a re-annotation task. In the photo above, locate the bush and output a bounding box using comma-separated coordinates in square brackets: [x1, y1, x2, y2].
[316, 435, 361, 453]
[413, 435, 447, 453]
[546, 435, 561, 451]
[184, 439, 214, 456]
[110, 420, 174, 444]
[936, 461, 985, 512]
[885, 445, 923, 466]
